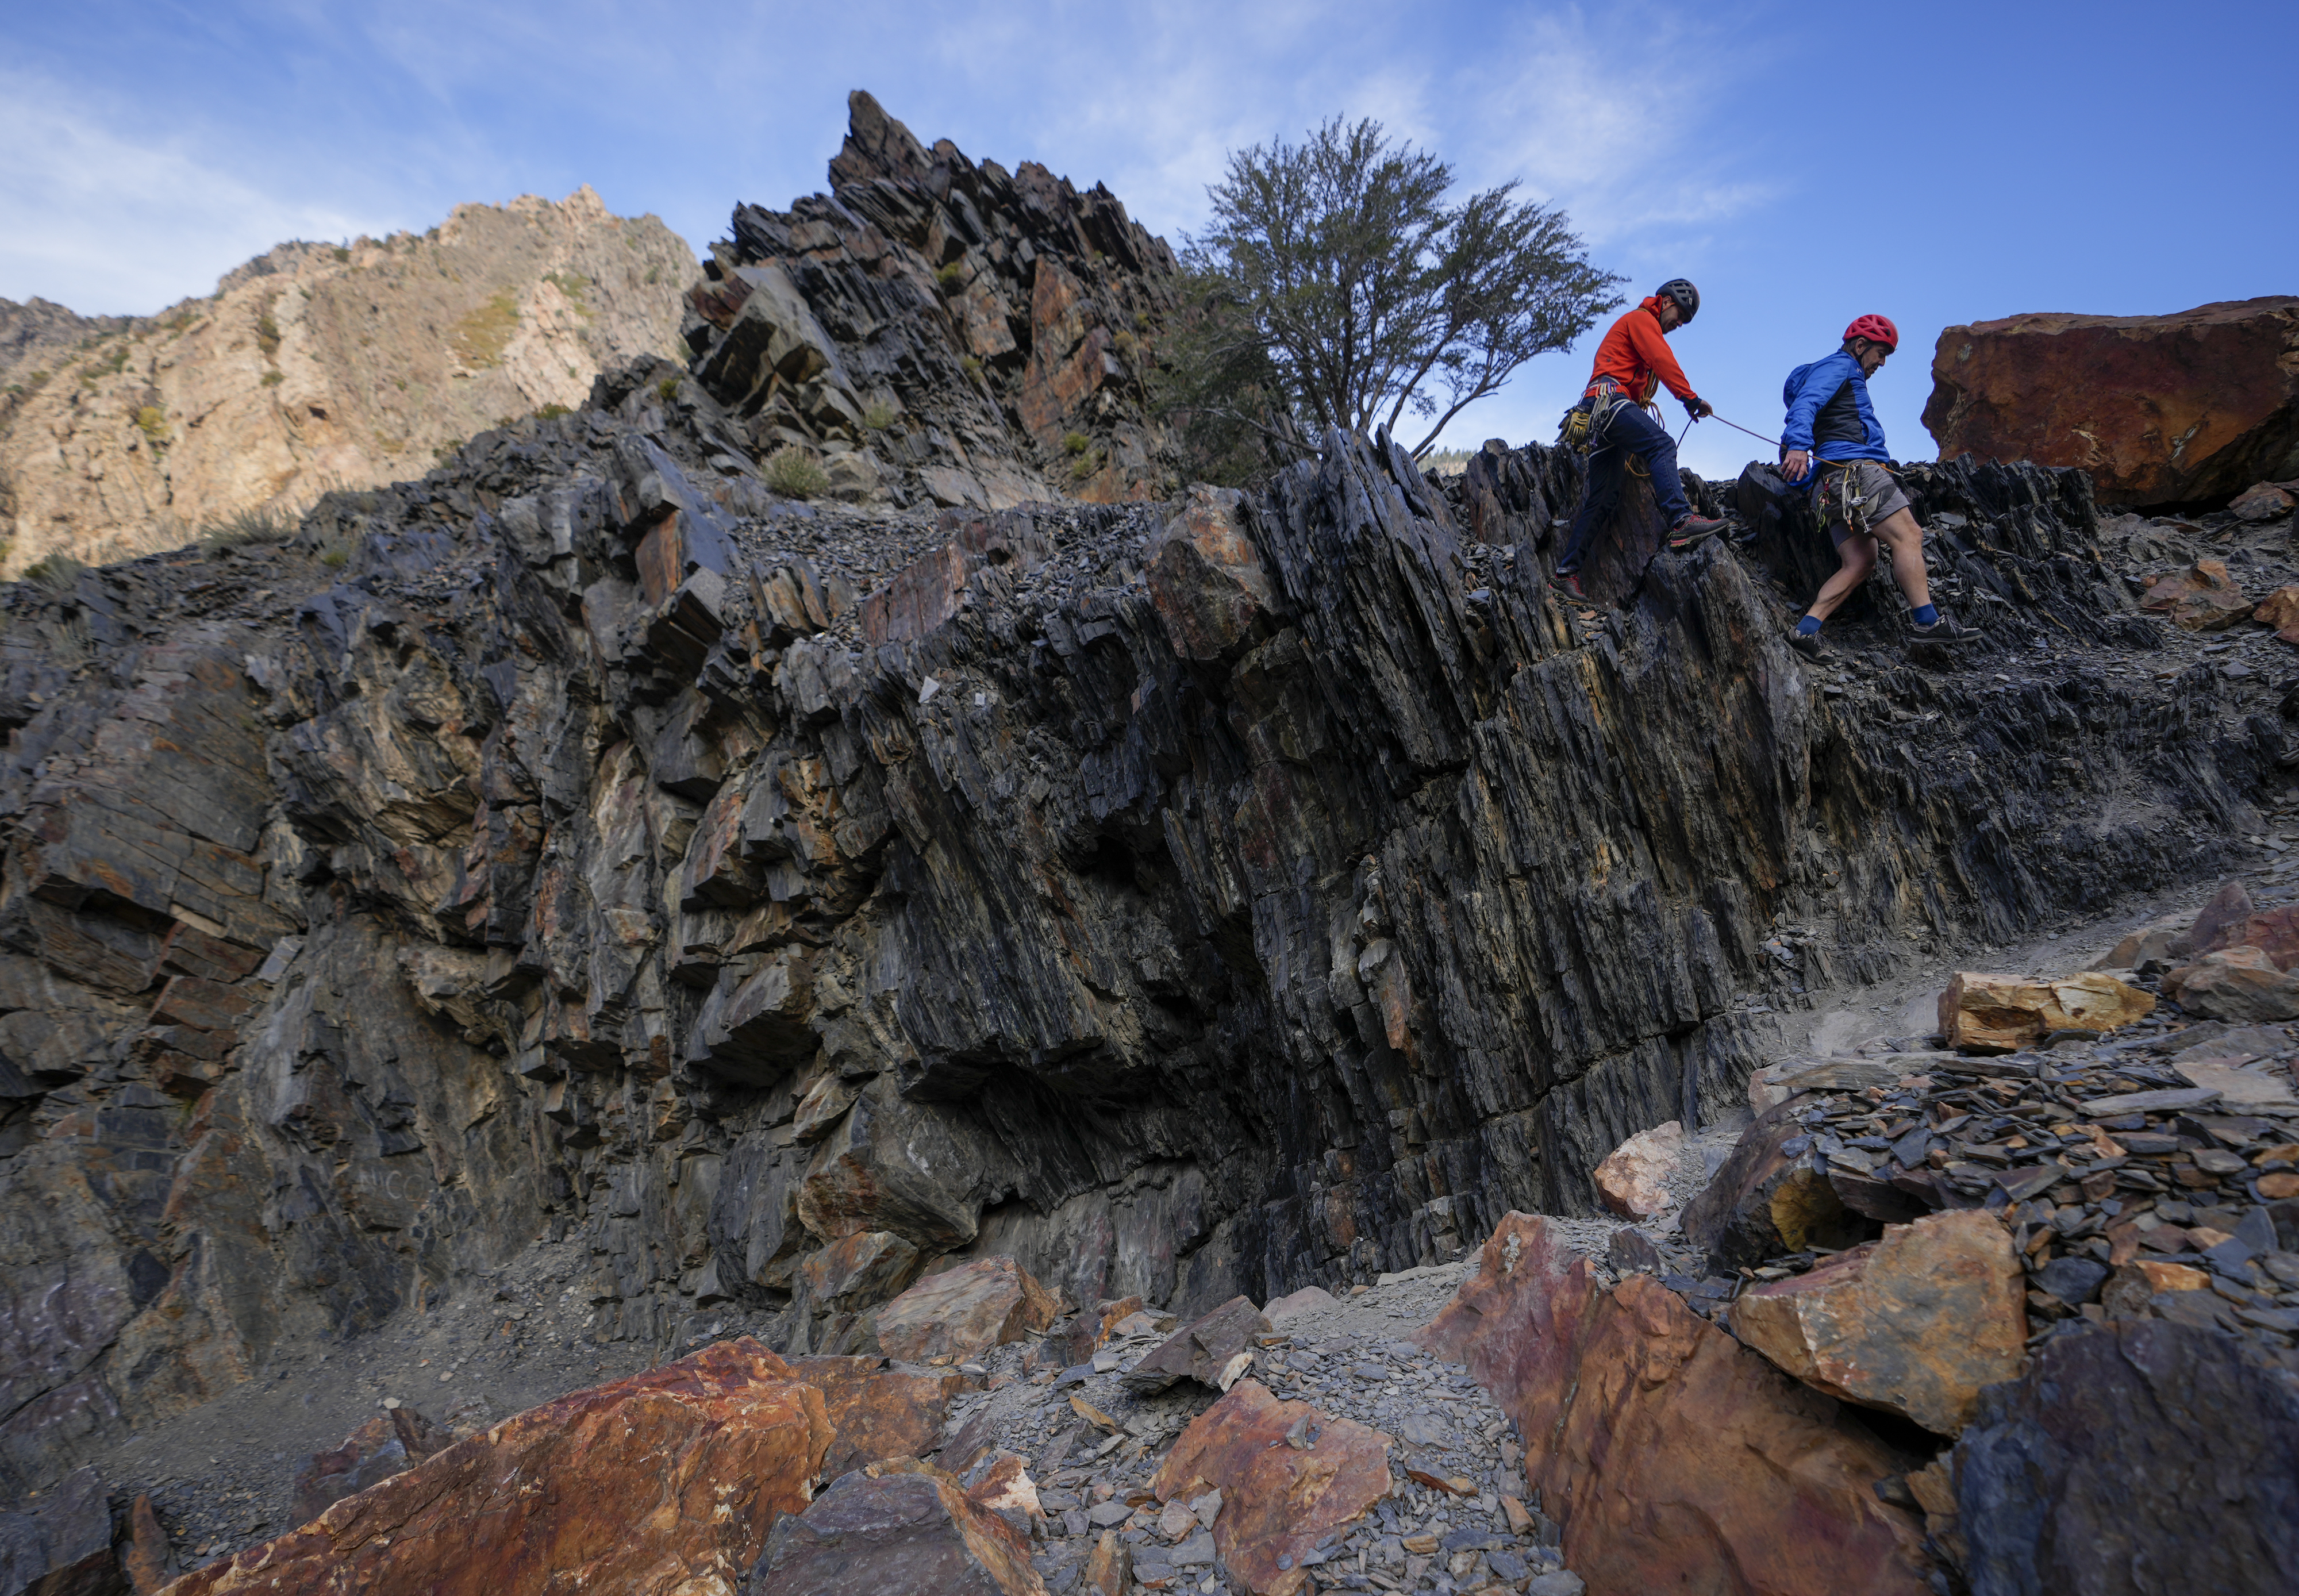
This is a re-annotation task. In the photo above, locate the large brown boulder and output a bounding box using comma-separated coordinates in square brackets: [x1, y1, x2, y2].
[1937, 970, 2154, 1053]
[1152, 1381, 1392, 1596]
[874, 1257, 1059, 1364]
[160, 1339, 829, 1596]
[1414, 1213, 1931, 1596]
[785, 1356, 959, 1478]
[1922, 297, 2299, 506]
[1729, 1209, 2027, 1435]
[747, 1464, 1043, 1595]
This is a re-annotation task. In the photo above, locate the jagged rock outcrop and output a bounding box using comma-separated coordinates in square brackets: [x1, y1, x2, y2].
[682, 92, 1179, 512]
[1923, 298, 2299, 507]
[0, 190, 693, 576]
[0, 316, 2282, 1513]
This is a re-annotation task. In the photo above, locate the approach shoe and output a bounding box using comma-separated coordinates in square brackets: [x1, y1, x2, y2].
[1787, 628, 1827, 661]
[1667, 514, 1729, 552]
[1550, 570, 1588, 602]
[1909, 613, 1979, 645]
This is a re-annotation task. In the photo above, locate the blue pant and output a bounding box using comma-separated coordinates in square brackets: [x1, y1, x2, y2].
[1557, 400, 1691, 573]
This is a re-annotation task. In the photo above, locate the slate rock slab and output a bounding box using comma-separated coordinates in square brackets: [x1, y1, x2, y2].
[0, 1466, 116, 1596]
[1121, 1295, 1271, 1393]
[875, 1258, 1058, 1364]
[748, 1465, 1043, 1595]
[1955, 1320, 2299, 1596]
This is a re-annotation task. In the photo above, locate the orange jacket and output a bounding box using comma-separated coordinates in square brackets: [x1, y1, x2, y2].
[1586, 297, 1697, 406]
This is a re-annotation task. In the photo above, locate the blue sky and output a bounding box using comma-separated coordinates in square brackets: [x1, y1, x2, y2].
[3, 0, 2292, 479]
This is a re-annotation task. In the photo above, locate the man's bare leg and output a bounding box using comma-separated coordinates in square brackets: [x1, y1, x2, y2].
[1804, 536, 1878, 624]
[1871, 507, 1933, 612]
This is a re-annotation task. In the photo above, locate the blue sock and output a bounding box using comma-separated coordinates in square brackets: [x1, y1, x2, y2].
[1795, 615, 1823, 637]
[1912, 603, 1939, 626]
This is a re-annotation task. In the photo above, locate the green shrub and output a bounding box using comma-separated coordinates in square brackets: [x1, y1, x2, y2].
[255, 313, 280, 356]
[450, 292, 520, 368]
[134, 405, 169, 444]
[961, 355, 983, 380]
[535, 403, 573, 421]
[935, 261, 966, 294]
[199, 506, 293, 553]
[1062, 431, 1091, 456]
[862, 400, 898, 430]
[656, 377, 681, 401]
[332, 246, 351, 263]
[22, 553, 86, 592]
[261, 371, 284, 387]
[320, 545, 351, 569]
[763, 447, 829, 500]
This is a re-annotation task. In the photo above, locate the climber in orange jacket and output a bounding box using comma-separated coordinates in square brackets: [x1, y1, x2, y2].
[1552, 279, 1728, 598]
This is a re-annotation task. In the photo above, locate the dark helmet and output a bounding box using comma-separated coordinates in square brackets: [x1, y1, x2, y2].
[1657, 279, 1700, 322]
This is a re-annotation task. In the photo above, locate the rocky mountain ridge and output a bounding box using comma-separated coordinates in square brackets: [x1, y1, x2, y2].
[0, 189, 694, 578]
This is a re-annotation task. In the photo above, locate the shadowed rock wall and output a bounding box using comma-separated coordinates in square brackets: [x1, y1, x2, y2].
[0, 364, 2277, 1500]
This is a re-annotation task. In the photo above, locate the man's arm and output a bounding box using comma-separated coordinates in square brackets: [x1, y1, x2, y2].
[1625, 313, 1701, 407]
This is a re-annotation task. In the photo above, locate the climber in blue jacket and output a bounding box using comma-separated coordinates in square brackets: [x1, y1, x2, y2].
[1779, 314, 1974, 659]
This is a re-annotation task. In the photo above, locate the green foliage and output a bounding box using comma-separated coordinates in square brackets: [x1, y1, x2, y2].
[935, 261, 967, 294]
[199, 506, 294, 553]
[432, 438, 465, 465]
[1169, 116, 1621, 464]
[332, 246, 351, 263]
[960, 355, 983, 380]
[255, 313, 281, 357]
[451, 292, 520, 368]
[862, 400, 898, 430]
[535, 403, 574, 420]
[261, 371, 284, 387]
[1068, 448, 1102, 481]
[134, 405, 169, 444]
[1062, 431, 1092, 456]
[763, 447, 829, 500]
[22, 553, 86, 592]
[656, 376, 682, 401]
[320, 544, 351, 569]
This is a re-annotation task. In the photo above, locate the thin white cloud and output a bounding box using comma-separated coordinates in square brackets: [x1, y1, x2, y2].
[0, 70, 381, 314]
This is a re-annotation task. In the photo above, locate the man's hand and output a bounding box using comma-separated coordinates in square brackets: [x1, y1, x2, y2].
[1782, 448, 1811, 482]
[1685, 395, 1714, 420]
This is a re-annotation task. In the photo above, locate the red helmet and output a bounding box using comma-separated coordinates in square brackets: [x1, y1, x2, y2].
[1843, 314, 1899, 349]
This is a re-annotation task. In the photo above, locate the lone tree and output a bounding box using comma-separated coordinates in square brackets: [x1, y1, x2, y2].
[1158, 118, 1621, 480]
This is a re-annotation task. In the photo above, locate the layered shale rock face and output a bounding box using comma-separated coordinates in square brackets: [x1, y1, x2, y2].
[0, 189, 694, 576]
[0, 320, 2281, 1506]
[682, 91, 1181, 513]
[1923, 297, 2299, 507]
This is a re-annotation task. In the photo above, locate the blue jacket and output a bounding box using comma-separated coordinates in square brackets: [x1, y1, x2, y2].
[1781, 350, 1889, 464]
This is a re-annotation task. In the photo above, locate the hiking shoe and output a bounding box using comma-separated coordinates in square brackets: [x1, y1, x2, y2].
[1667, 514, 1729, 551]
[1909, 613, 1979, 645]
[1550, 570, 1587, 601]
[1787, 628, 1827, 660]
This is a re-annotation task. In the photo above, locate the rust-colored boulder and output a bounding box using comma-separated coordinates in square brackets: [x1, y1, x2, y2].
[1592, 1120, 1683, 1217]
[1937, 970, 2154, 1053]
[1416, 1213, 1931, 1596]
[1682, 1103, 1872, 1271]
[1729, 1210, 2027, 1434]
[1145, 485, 1272, 661]
[1152, 1380, 1391, 1596]
[785, 1355, 959, 1477]
[2177, 876, 2256, 958]
[162, 1339, 829, 1596]
[1921, 297, 2299, 506]
[2137, 559, 2254, 630]
[800, 1230, 926, 1309]
[1121, 1295, 1271, 1393]
[2256, 584, 2299, 644]
[2163, 945, 2299, 1022]
[2231, 480, 2299, 521]
[749, 1463, 1043, 1595]
[289, 1405, 451, 1525]
[874, 1257, 1058, 1363]
[123, 1493, 178, 1593]
[2203, 903, 2299, 971]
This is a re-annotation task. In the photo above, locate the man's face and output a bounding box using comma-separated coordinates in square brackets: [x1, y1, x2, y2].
[1656, 299, 1682, 332]
[1857, 342, 1891, 376]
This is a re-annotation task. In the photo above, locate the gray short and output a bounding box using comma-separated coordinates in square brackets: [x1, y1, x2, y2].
[1813, 459, 1911, 544]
